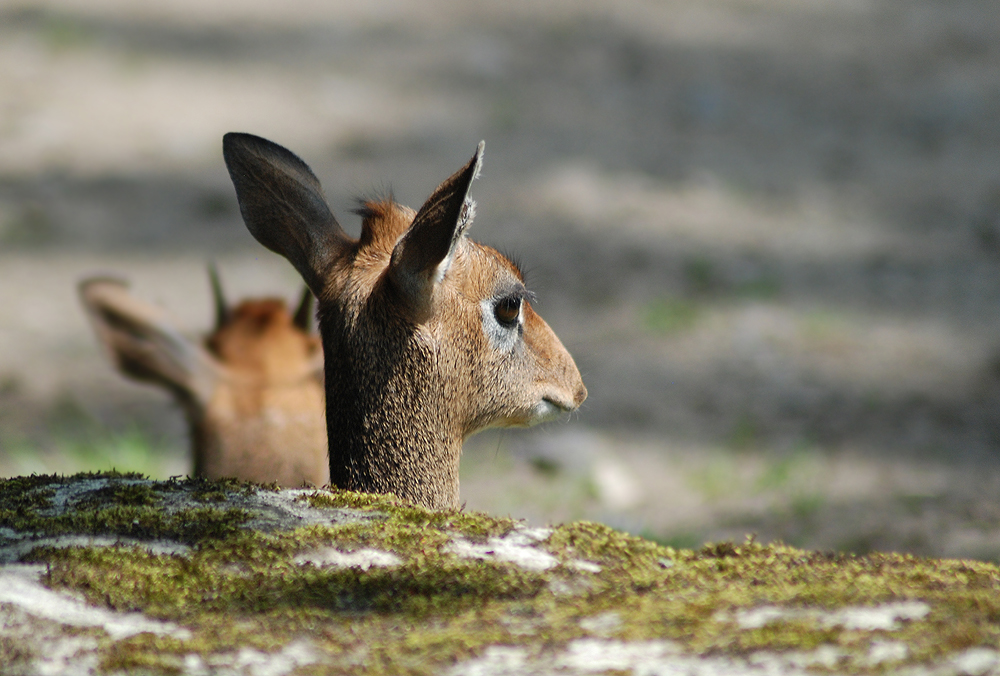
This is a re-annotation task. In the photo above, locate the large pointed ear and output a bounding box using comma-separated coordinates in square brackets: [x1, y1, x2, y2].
[389, 141, 484, 314]
[78, 278, 218, 406]
[223, 132, 351, 295]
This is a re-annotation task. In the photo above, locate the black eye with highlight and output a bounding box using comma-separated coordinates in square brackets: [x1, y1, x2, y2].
[493, 295, 522, 327]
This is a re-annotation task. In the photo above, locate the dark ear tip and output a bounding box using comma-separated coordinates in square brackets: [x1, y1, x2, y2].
[222, 132, 321, 187]
[223, 132, 285, 164]
[470, 140, 485, 180]
[222, 132, 260, 160]
[222, 131, 244, 151]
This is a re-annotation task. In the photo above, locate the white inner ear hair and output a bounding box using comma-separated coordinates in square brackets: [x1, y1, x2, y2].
[458, 198, 476, 233]
[433, 198, 476, 284]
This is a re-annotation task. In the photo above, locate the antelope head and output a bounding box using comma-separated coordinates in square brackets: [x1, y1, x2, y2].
[224, 133, 586, 508]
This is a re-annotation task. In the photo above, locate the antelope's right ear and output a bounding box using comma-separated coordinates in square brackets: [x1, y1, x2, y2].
[292, 285, 315, 332]
[223, 132, 351, 295]
[78, 278, 218, 406]
[389, 141, 484, 318]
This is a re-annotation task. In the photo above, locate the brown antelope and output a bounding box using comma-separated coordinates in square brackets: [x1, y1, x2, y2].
[223, 133, 587, 509]
[78, 269, 328, 487]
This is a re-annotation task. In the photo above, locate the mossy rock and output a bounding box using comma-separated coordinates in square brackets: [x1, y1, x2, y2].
[1, 473, 999, 675]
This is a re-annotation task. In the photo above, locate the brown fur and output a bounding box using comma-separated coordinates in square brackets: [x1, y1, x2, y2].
[78, 275, 328, 487]
[224, 134, 586, 509]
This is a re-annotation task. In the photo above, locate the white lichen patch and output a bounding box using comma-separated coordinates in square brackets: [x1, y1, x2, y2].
[567, 559, 602, 573]
[453, 639, 954, 676]
[727, 600, 930, 631]
[950, 648, 1000, 676]
[771, 645, 845, 670]
[445, 526, 557, 571]
[866, 640, 909, 666]
[0, 563, 190, 640]
[557, 639, 683, 672]
[578, 611, 622, 636]
[452, 635, 990, 676]
[182, 640, 319, 676]
[47, 477, 130, 512]
[448, 645, 529, 676]
[293, 547, 401, 570]
[0, 623, 101, 676]
[1, 534, 191, 564]
[251, 489, 373, 531]
[450, 639, 844, 676]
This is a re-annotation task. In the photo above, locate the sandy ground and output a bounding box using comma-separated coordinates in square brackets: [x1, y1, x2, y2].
[2, 0, 1000, 559]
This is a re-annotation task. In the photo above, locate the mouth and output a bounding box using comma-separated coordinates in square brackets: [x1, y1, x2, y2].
[543, 395, 575, 412]
[530, 396, 574, 425]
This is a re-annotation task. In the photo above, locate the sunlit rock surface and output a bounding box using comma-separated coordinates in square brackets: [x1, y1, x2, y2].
[1, 472, 999, 675]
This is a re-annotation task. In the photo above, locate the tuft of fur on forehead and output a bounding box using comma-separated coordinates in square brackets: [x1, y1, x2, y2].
[355, 199, 418, 252]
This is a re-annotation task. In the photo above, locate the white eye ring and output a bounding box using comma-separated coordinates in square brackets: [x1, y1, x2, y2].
[493, 296, 522, 327]
[480, 294, 523, 352]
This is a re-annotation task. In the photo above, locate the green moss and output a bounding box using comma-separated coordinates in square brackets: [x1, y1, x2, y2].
[6, 474, 1000, 674]
[99, 634, 188, 675]
[78, 481, 160, 507]
[0, 472, 252, 545]
[189, 476, 263, 502]
[301, 487, 518, 541]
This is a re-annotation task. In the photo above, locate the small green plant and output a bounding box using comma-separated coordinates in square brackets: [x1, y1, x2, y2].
[800, 309, 853, 348]
[733, 275, 781, 300]
[529, 456, 561, 477]
[643, 297, 701, 335]
[683, 256, 716, 294]
[1, 204, 57, 248]
[729, 414, 759, 451]
[687, 452, 740, 500]
[753, 445, 820, 493]
[790, 493, 825, 520]
[38, 12, 95, 51]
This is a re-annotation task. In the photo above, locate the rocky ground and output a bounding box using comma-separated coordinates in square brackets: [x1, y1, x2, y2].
[4, 473, 1000, 676]
[2, 0, 1000, 560]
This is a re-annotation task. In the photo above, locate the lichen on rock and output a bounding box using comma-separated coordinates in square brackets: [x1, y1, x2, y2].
[2, 472, 1000, 675]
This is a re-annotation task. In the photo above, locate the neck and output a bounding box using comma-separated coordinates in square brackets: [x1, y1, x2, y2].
[325, 403, 463, 509]
[321, 321, 463, 510]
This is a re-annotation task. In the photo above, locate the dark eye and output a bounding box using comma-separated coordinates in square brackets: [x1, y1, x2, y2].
[493, 296, 521, 326]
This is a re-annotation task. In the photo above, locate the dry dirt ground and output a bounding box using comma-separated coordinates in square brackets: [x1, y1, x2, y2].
[2, 0, 1000, 560]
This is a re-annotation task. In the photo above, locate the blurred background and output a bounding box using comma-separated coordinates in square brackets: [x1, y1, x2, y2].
[2, 0, 1000, 560]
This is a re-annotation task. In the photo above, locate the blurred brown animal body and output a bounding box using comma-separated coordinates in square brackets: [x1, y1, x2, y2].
[79, 272, 328, 487]
[223, 133, 587, 509]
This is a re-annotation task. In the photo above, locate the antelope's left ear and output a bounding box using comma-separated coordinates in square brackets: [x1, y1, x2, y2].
[223, 132, 352, 296]
[388, 141, 484, 317]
